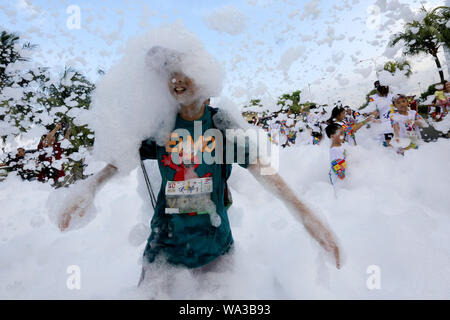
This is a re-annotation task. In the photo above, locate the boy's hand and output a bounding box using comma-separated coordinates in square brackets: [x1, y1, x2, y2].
[248, 162, 342, 270]
[59, 192, 94, 231]
[57, 164, 117, 232]
[294, 198, 341, 270]
[304, 213, 341, 269]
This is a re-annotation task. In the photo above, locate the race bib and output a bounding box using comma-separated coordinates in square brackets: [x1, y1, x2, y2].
[165, 177, 213, 196]
[165, 177, 214, 215]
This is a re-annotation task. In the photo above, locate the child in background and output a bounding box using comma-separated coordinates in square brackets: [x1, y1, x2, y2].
[268, 120, 282, 145]
[325, 123, 347, 189]
[344, 106, 360, 125]
[408, 95, 417, 111]
[434, 84, 448, 117]
[365, 84, 395, 147]
[391, 94, 428, 155]
[327, 106, 374, 146]
[308, 108, 324, 145]
[0, 147, 37, 181]
[283, 109, 297, 147]
[312, 132, 323, 145]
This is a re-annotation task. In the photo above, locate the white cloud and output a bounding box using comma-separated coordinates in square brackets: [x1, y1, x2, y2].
[316, 26, 345, 47]
[17, 0, 41, 16]
[300, 0, 322, 20]
[203, 5, 248, 36]
[332, 51, 345, 64]
[354, 66, 373, 78]
[278, 45, 306, 77]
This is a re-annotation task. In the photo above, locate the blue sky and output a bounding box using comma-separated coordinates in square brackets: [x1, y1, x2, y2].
[0, 0, 448, 108]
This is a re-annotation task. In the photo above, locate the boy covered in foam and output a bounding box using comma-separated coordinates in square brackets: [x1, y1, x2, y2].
[56, 30, 342, 286]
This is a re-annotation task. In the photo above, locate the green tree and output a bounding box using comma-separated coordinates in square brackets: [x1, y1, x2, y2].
[0, 30, 96, 185]
[243, 90, 313, 119]
[383, 60, 412, 77]
[0, 31, 51, 148]
[0, 31, 22, 88]
[389, 6, 450, 84]
[277, 90, 302, 114]
[45, 67, 95, 152]
[359, 89, 377, 110]
[41, 67, 96, 185]
[242, 98, 269, 120]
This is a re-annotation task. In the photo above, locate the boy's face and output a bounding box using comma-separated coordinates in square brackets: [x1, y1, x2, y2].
[394, 97, 408, 112]
[331, 128, 344, 144]
[168, 71, 198, 104]
[445, 82, 450, 92]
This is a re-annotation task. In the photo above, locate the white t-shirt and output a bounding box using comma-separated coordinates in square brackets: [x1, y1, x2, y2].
[366, 94, 395, 134]
[390, 110, 422, 139]
[330, 145, 346, 163]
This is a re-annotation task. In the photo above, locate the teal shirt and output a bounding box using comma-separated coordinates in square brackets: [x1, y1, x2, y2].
[140, 106, 251, 268]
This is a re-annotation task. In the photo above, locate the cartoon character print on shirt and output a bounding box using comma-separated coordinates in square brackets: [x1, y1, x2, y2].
[404, 119, 414, 134]
[382, 108, 392, 121]
[405, 112, 423, 137]
[162, 153, 211, 181]
[383, 103, 396, 121]
[163, 138, 221, 226]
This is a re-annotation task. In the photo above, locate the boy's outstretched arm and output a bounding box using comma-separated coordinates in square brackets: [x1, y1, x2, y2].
[247, 161, 341, 269]
[352, 113, 376, 132]
[59, 163, 118, 231]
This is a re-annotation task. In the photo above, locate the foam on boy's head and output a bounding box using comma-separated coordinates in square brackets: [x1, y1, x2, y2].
[145, 46, 184, 78]
[90, 23, 226, 175]
[144, 33, 224, 101]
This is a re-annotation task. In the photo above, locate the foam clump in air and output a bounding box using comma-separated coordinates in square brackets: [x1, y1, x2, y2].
[89, 22, 225, 175]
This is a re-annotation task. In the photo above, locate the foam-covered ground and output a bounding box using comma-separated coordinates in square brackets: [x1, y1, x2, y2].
[1, 128, 449, 299]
